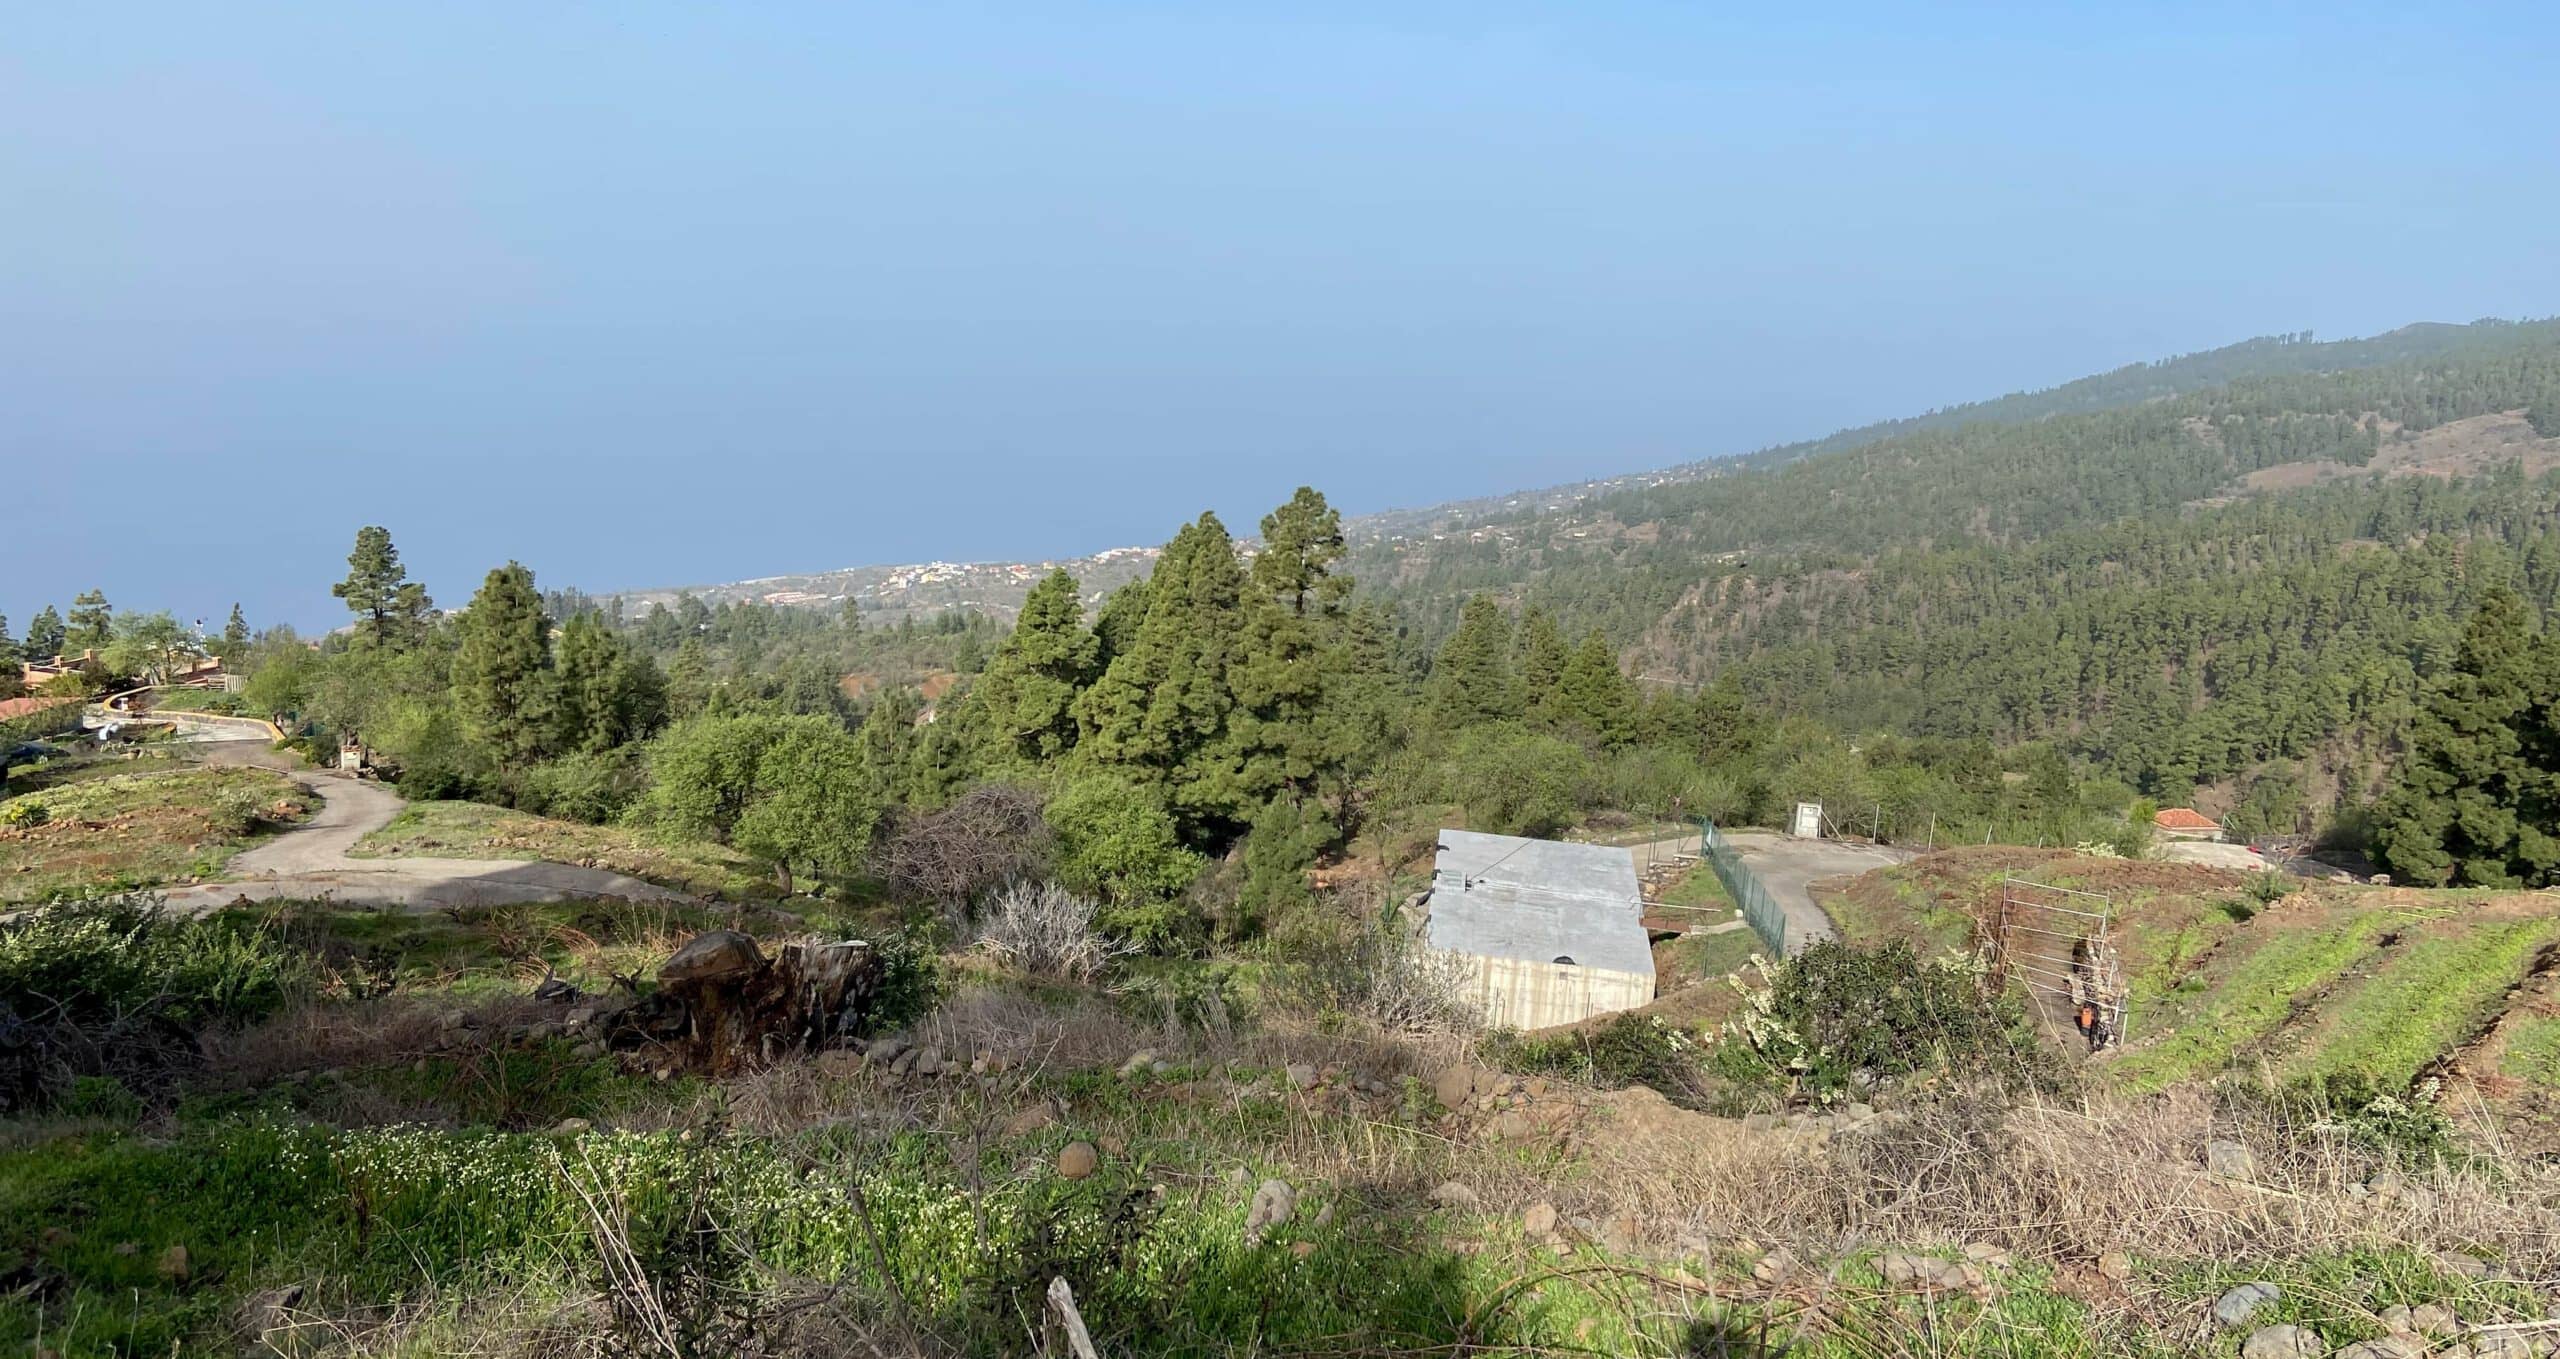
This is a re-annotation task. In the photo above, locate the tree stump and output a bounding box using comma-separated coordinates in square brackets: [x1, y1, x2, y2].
[608, 930, 882, 1074]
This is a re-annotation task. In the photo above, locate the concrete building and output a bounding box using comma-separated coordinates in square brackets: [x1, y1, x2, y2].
[1421, 829, 1656, 1031]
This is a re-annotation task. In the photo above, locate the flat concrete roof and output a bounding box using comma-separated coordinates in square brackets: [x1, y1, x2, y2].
[1423, 829, 1655, 979]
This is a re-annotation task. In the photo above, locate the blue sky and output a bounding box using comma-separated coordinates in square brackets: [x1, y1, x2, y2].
[4, 3, 2555, 630]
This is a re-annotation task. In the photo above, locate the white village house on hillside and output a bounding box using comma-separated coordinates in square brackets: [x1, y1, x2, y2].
[1421, 829, 1656, 1031]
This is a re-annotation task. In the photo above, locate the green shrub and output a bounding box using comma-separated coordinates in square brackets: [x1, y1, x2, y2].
[1485, 1014, 1711, 1105]
[1045, 775, 1204, 941]
[56, 1074, 145, 1121]
[2242, 869, 2293, 904]
[206, 783, 268, 837]
[0, 899, 313, 1110]
[1, 798, 48, 827]
[1712, 941, 2054, 1106]
[520, 747, 649, 824]
[1446, 723, 1587, 837]
[862, 927, 944, 1036]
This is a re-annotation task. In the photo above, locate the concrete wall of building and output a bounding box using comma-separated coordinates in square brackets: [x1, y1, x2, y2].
[1442, 951, 1653, 1031]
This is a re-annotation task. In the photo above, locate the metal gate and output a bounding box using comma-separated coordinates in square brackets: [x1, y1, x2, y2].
[1701, 820, 1787, 956]
[1987, 878, 2129, 1050]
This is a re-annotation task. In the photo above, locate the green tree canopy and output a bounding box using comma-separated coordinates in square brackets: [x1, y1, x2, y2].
[973, 568, 1099, 767]
[65, 590, 113, 654]
[333, 526, 434, 650]
[450, 562, 556, 765]
[1425, 594, 1518, 730]
[23, 606, 64, 659]
[2371, 589, 2560, 887]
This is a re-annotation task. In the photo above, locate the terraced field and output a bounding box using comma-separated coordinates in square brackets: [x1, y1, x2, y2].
[1831, 849, 2560, 1144]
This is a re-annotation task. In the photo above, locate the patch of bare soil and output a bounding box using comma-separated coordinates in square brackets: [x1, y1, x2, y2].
[2239, 410, 2560, 494]
[2443, 957, 2560, 1158]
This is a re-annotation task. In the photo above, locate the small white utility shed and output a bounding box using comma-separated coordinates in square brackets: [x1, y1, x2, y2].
[1421, 829, 1656, 1031]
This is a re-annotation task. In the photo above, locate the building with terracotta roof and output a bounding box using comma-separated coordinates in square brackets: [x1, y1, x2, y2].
[2152, 807, 2223, 841]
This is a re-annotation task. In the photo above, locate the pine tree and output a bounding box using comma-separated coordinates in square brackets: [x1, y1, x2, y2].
[2372, 589, 2560, 886]
[65, 590, 112, 654]
[1425, 594, 1518, 730]
[1076, 513, 1249, 836]
[666, 637, 715, 718]
[1253, 486, 1347, 616]
[221, 604, 250, 655]
[974, 568, 1099, 766]
[555, 614, 641, 753]
[1092, 578, 1152, 671]
[1228, 489, 1352, 810]
[450, 562, 557, 764]
[1515, 606, 1569, 726]
[0, 614, 14, 666]
[334, 526, 434, 650]
[1555, 630, 1639, 748]
[24, 606, 64, 660]
[854, 687, 925, 807]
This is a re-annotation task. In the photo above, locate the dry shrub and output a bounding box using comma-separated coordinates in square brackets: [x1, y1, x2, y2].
[1578, 1083, 2560, 1283]
[911, 981, 1149, 1074]
[1276, 904, 1477, 1039]
[972, 880, 1131, 982]
[869, 784, 1051, 922]
[203, 994, 548, 1089]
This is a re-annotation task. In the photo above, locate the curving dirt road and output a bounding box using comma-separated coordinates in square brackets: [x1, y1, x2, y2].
[156, 743, 695, 914]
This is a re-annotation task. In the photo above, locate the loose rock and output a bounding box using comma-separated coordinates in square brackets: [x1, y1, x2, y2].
[2242, 1324, 2326, 1359]
[1433, 1065, 1476, 1109]
[2214, 1282, 2281, 1329]
[156, 1244, 191, 1282]
[2206, 1139, 2258, 1181]
[1522, 1202, 1560, 1239]
[1429, 1181, 1481, 1209]
[1056, 1141, 1099, 1180]
[1244, 1179, 1298, 1243]
[1286, 1063, 1319, 1090]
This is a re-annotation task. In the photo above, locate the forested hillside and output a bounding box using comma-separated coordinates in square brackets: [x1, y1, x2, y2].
[1361, 318, 2560, 831]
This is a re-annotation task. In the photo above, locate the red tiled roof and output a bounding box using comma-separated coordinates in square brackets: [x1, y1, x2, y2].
[2153, 807, 2221, 831]
[0, 695, 81, 723]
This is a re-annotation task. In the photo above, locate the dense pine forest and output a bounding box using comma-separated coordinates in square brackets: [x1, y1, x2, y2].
[1362, 317, 2560, 844]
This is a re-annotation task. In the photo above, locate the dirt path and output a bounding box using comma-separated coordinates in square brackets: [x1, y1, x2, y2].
[157, 744, 695, 913]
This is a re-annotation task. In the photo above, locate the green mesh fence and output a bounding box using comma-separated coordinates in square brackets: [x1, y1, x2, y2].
[1702, 819, 1787, 956]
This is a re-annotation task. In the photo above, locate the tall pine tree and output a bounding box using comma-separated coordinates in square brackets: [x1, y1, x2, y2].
[1076, 513, 1249, 837]
[334, 526, 434, 650]
[973, 568, 1099, 766]
[1555, 630, 1639, 749]
[2372, 589, 2560, 886]
[65, 590, 113, 654]
[1425, 594, 1519, 730]
[451, 562, 556, 765]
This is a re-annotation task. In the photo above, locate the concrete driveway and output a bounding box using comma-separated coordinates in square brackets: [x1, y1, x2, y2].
[1716, 830, 1914, 951]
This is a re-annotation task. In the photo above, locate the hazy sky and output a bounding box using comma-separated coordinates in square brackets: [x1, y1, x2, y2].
[5, 3, 2555, 629]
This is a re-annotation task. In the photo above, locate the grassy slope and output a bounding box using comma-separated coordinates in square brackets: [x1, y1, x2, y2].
[350, 799, 780, 901]
[4, 896, 2551, 1357]
[0, 766, 307, 903]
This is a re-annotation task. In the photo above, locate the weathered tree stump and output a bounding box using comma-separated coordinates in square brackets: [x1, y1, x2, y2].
[607, 930, 882, 1074]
